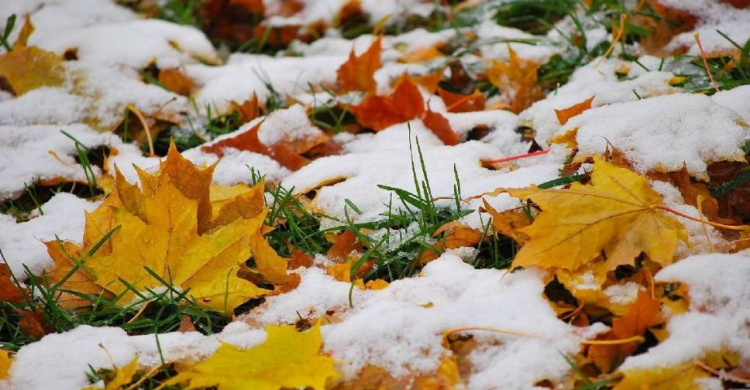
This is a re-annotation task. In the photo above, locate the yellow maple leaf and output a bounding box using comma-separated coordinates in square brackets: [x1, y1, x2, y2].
[505, 155, 688, 271]
[83, 357, 139, 390]
[614, 363, 708, 390]
[486, 46, 543, 113]
[168, 323, 338, 390]
[45, 143, 291, 313]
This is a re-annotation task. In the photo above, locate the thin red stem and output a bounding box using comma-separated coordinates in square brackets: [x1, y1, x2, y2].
[483, 149, 549, 164]
[694, 33, 720, 93]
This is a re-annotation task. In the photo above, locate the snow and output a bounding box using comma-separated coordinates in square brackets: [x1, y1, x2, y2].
[187, 54, 348, 112]
[0, 124, 116, 200]
[620, 253, 750, 371]
[0, 193, 99, 277]
[34, 20, 217, 69]
[283, 122, 560, 229]
[250, 254, 607, 386]
[256, 104, 324, 146]
[563, 93, 748, 179]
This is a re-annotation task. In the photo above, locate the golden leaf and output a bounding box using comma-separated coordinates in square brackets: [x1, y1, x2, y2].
[0, 46, 64, 96]
[506, 155, 688, 271]
[0, 350, 11, 380]
[168, 323, 338, 390]
[554, 96, 594, 126]
[486, 46, 543, 113]
[46, 143, 291, 313]
[83, 358, 139, 390]
[614, 363, 707, 390]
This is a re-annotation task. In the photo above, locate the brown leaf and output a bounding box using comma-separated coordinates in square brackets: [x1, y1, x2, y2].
[418, 221, 483, 263]
[17, 309, 49, 339]
[202, 0, 266, 44]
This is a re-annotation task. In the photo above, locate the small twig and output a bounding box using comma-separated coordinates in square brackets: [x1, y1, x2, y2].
[693, 33, 721, 93]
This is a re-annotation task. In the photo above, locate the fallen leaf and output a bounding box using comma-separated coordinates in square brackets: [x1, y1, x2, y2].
[614, 363, 707, 390]
[423, 109, 459, 146]
[202, 0, 266, 44]
[336, 37, 381, 93]
[418, 221, 483, 263]
[0, 46, 65, 95]
[400, 45, 444, 64]
[158, 68, 194, 96]
[168, 323, 338, 390]
[350, 77, 425, 131]
[0, 350, 11, 380]
[0, 264, 26, 303]
[588, 289, 663, 372]
[482, 200, 530, 245]
[503, 155, 688, 271]
[327, 231, 363, 262]
[230, 93, 261, 124]
[486, 46, 543, 113]
[438, 88, 486, 113]
[46, 143, 292, 313]
[407, 69, 444, 94]
[554, 96, 594, 126]
[17, 309, 49, 339]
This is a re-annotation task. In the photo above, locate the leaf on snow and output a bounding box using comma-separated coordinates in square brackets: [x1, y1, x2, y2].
[168, 323, 338, 390]
[502, 155, 688, 271]
[336, 37, 381, 93]
[350, 76, 425, 131]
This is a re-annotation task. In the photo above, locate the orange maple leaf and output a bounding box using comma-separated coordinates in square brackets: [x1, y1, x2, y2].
[588, 289, 663, 372]
[438, 88, 486, 113]
[486, 46, 543, 113]
[554, 96, 594, 126]
[423, 109, 459, 146]
[201, 119, 327, 171]
[0, 265, 27, 303]
[350, 77, 425, 131]
[337, 37, 382, 93]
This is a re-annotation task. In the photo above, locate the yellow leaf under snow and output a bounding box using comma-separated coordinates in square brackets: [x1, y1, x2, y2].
[168, 323, 338, 390]
[506, 155, 688, 271]
[82, 357, 139, 390]
[614, 363, 708, 390]
[0, 46, 65, 95]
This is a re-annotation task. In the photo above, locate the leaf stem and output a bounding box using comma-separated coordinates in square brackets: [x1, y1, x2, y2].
[581, 335, 644, 346]
[482, 149, 549, 165]
[657, 205, 747, 231]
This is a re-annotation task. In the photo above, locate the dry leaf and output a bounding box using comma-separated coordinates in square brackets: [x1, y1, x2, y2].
[0, 350, 11, 380]
[201, 118, 327, 171]
[554, 96, 594, 126]
[230, 93, 261, 124]
[406, 69, 444, 94]
[158, 68, 194, 96]
[0, 46, 64, 96]
[486, 46, 543, 113]
[418, 221, 483, 263]
[168, 323, 338, 390]
[46, 143, 292, 313]
[0, 264, 26, 303]
[588, 289, 663, 372]
[504, 155, 688, 271]
[327, 231, 363, 262]
[350, 77, 424, 131]
[423, 109, 459, 146]
[614, 363, 707, 390]
[82, 358, 139, 390]
[337, 37, 381, 93]
[438, 88, 486, 113]
[482, 200, 530, 244]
